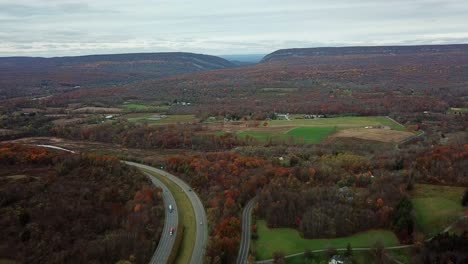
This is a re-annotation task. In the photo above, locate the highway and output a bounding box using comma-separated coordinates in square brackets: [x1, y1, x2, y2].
[143, 172, 178, 264]
[237, 197, 257, 264]
[125, 161, 208, 264]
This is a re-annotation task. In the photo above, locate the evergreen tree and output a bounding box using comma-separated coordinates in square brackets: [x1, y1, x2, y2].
[345, 243, 353, 257]
[462, 189, 468, 206]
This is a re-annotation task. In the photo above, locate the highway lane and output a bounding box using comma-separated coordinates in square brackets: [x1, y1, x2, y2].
[143, 172, 178, 264]
[237, 197, 257, 264]
[125, 161, 208, 264]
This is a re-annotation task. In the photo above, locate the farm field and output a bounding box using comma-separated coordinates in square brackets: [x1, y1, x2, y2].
[253, 220, 400, 260]
[230, 116, 408, 144]
[269, 116, 405, 130]
[123, 113, 198, 124]
[286, 127, 337, 143]
[238, 127, 336, 144]
[143, 170, 196, 264]
[72, 107, 123, 113]
[331, 128, 414, 143]
[122, 102, 170, 112]
[411, 184, 466, 236]
[449, 107, 468, 113]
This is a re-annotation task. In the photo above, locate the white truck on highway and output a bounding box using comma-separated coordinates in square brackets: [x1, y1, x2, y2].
[169, 204, 173, 213]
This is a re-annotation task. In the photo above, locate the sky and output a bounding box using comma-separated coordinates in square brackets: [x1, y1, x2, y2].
[1, 0, 468, 57]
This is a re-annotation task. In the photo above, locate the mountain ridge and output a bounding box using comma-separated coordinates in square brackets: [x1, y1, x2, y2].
[261, 43, 468, 62]
[0, 52, 236, 99]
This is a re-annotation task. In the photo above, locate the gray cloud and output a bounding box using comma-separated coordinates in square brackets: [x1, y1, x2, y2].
[0, 0, 467, 56]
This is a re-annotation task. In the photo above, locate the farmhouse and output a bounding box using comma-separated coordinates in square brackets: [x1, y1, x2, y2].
[276, 113, 290, 120]
[304, 114, 325, 119]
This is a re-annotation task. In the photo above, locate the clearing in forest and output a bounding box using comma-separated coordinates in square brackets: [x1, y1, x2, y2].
[234, 116, 408, 144]
[331, 128, 414, 143]
[123, 113, 198, 124]
[253, 220, 400, 260]
[237, 127, 336, 144]
[411, 184, 466, 236]
[269, 116, 405, 131]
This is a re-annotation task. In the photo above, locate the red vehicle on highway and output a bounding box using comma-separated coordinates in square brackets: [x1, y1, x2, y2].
[169, 227, 174, 235]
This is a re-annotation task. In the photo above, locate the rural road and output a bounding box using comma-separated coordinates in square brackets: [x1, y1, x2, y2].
[125, 161, 208, 264]
[143, 172, 179, 264]
[255, 245, 416, 264]
[237, 197, 257, 264]
[255, 214, 468, 264]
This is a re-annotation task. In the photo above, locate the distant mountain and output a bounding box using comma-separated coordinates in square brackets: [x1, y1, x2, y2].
[0, 52, 235, 71]
[220, 54, 266, 65]
[261, 44, 468, 62]
[40, 43, 468, 116]
[0, 52, 235, 99]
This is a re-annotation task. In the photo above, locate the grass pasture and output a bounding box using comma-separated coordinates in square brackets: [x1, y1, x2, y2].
[286, 127, 337, 144]
[331, 128, 414, 143]
[143, 169, 196, 264]
[237, 127, 336, 144]
[285, 248, 413, 264]
[232, 116, 407, 144]
[269, 116, 405, 131]
[449, 107, 468, 113]
[260, 87, 299, 96]
[254, 220, 400, 260]
[237, 131, 281, 142]
[124, 113, 197, 124]
[122, 103, 170, 112]
[411, 184, 466, 236]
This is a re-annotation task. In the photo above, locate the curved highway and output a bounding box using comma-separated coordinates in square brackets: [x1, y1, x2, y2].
[33, 145, 206, 263]
[143, 172, 178, 264]
[125, 161, 208, 264]
[237, 197, 257, 264]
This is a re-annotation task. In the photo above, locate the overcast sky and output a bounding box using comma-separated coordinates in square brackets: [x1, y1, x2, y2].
[1, 0, 468, 57]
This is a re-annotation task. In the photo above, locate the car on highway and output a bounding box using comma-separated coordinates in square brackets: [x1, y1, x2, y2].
[169, 204, 173, 213]
[170, 227, 174, 235]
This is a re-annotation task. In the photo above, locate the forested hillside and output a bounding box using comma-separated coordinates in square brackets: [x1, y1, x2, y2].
[0, 144, 164, 264]
[33, 44, 468, 119]
[0, 52, 235, 99]
[261, 44, 468, 62]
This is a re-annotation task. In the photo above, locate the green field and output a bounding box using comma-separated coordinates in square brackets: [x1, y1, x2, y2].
[238, 127, 337, 144]
[122, 103, 170, 112]
[143, 170, 196, 264]
[237, 131, 280, 141]
[269, 116, 405, 131]
[449, 107, 468, 113]
[254, 220, 400, 260]
[286, 247, 414, 264]
[124, 113, 197, 124]
[411, 184, 465, 236]
[286, 127, 337, 143]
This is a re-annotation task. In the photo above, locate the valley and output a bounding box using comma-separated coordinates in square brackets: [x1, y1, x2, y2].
[1, 44, 467, 264]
